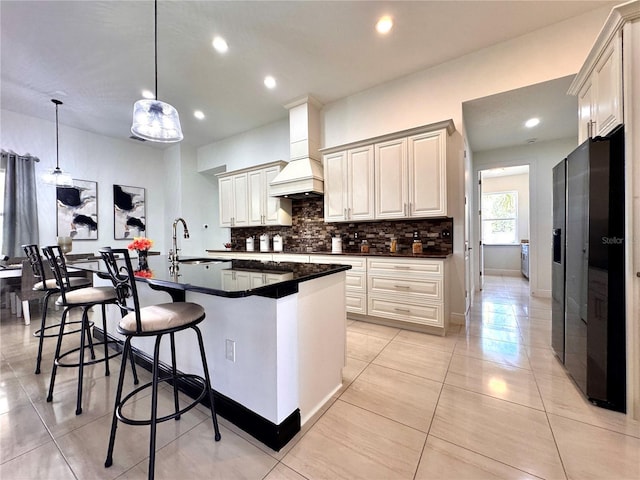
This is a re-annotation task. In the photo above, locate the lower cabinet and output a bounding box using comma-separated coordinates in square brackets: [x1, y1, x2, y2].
[309, 255, 367, 315]
[367, 257, 446, 330]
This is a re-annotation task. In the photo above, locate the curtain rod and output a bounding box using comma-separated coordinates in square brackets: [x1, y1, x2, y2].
[1, 149, 40, 162]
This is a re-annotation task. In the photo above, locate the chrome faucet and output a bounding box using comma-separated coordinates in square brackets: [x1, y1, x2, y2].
[170, 217, 190, 263]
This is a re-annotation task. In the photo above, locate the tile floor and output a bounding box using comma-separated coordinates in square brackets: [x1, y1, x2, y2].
[1, 275, 639, 479]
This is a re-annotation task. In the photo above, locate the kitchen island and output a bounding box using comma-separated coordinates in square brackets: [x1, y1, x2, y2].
[73, 255, 350, 450]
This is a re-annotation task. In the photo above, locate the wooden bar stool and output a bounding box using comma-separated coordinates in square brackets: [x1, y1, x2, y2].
[42, 245, 138, 415]
[22, 244, 92, 374]
[99, 247, 220, 480]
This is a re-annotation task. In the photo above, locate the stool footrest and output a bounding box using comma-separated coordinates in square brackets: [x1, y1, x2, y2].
[55, 340, 122, 368]
[116, 374, 208, 426]
[34, 320, 94, 338]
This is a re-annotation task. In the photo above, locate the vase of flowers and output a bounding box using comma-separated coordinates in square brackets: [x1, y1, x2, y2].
[128, 237, 153, 270]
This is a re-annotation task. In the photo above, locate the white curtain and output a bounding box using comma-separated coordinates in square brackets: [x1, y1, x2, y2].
[1, 150, 39, 257]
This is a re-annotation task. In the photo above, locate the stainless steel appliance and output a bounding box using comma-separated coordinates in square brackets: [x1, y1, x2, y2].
[551, 125, 626, 412]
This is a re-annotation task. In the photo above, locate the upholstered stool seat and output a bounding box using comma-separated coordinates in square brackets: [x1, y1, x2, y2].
[43, 245, 138, 416]
[99, 247, 220, 480]
[22, 244, 92, 374]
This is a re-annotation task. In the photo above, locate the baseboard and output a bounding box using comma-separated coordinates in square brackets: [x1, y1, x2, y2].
[449, 312, 466, 326]
[93, 328, 300, 451]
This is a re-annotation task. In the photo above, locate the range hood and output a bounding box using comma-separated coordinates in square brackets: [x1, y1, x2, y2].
[269, 96, 324, 199]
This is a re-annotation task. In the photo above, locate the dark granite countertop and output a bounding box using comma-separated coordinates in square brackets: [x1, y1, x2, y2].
[70, 255, 351, 299]
[206, 249, 452, 259]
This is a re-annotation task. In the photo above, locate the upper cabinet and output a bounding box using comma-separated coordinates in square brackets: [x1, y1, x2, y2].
[575, 34, 623, 143]
[218, 161, 292, 228]
[323, 120, 453, 223]
[323, 145, 375, 222]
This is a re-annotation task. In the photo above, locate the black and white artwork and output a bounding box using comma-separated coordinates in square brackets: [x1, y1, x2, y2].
[56, 179, 98, 240]
[113, 184, 146, 239]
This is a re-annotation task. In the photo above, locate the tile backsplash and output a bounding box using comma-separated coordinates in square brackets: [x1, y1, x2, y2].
[230, 197, 453, 254]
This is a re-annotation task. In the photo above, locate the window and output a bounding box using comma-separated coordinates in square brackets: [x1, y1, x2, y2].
[482, 191, 518, 244]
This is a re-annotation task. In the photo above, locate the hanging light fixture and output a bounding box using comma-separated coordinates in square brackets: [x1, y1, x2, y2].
[43, 99, 74, 187]
[131, 0, 183, 143]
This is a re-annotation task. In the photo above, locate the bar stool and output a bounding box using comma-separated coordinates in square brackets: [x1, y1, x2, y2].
[99, 247, 221, 480]
[22, 244, 91, 374]
[42, 245, 138, 415]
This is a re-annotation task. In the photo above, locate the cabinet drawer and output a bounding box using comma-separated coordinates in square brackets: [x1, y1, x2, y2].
[367, 258, 442, 276]
[368, 276, 441, 300]
[346, 272, 366, 292]
[368, 296, 442, 327]
[346, 293, 367, 315]
[309, 255, 366, 271]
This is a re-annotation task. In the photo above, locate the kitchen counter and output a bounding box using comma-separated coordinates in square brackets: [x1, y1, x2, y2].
[76, 254, 348, 451]
[206, 249, 452, 259]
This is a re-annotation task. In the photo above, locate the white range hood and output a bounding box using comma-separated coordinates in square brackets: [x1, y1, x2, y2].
[269, 96, 324, 199]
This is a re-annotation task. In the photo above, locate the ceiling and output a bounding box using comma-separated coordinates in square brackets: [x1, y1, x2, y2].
[1, 1, 617, 150]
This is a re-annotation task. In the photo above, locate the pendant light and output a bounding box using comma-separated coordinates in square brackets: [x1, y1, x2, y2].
[131, 0, 183, 143]
[43, 99, 74, 187]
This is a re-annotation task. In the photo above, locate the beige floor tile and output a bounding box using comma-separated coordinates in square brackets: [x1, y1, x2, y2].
[466, 312, 520, 330]
[518, 323, 551, 348]
[549, 414, 640, 480]
[340, 363, 441, 432]
[430, 386, 566, 479]
[282, 400, 425, 480]
[445, 354, 544, 410]
[535, 371, 640, 438]
[526, 345, 568, 377]
[0, 375, 30, 414]
[415, 435, 540, 480]
[0, 402, 52, 464]
[0, 440, 76, 480]
[347, 320, 400, 340]
[338, 356, 368, 393]
[119, 420, 277, 480]
[394, 328, 459, 353]
[464, 324, 523, 344]
[346, 330, 390, 363]
[454, 336, 531, 370]
[373, 340, 452, 383]
[264, 462, 308, 480]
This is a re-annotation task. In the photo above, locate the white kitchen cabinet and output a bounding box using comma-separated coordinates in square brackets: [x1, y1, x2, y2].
[576, 32, 623, 143]
[375, 129, 448, 219]
[309, 255, 367, 314]
[219, 161, 292, 227]
[323, 145, 374, 222]
[367, 257, 446, 330]
[218, 172, 249, 227]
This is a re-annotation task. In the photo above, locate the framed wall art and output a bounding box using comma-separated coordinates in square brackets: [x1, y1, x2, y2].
[113, 184, 146, 239]
[56, 179, 98, 240]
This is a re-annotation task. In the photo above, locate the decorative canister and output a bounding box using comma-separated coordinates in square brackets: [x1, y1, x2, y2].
[273, 234, 283, 252]
[260, 233, 270, 252]
[331, 235, 342, 254]
[246, 237, 254, 251]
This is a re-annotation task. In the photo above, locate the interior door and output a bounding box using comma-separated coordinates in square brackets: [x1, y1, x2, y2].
[464, 194, 471, 313]
[478, 172, 485, 290]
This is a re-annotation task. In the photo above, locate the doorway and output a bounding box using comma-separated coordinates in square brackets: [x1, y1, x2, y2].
[478, 165, 530, 289]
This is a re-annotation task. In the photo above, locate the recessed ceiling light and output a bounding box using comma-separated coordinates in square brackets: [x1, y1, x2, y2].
[212, 36, 228, 53]
[376, 16, 393, 34]
[525, 117, 540, 128]
[264, 75, 277, 89]
[194, 110, 205, 120]
[141, 90, 155, 99]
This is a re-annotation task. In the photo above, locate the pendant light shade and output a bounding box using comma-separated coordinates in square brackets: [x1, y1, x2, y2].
[131, 0, 183, 143]
[43, 99, 74, 187]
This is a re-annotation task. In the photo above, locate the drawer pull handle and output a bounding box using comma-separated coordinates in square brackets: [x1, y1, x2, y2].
[394, 285, 411, 289]
[394, 266, 411, 270]
[394, 308, 411, 313]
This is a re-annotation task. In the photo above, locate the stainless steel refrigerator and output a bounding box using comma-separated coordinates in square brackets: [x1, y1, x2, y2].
[551, 125, 625, 413]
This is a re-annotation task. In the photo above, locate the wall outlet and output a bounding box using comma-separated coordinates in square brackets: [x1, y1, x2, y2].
[225, 339, 236, 362]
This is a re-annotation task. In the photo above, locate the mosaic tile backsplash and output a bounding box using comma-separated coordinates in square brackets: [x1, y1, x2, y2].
[230, 197, 453, 255]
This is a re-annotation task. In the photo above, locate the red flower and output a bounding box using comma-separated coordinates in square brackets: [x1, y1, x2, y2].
[134, 269, 153, 278]
[128, 237, 153, 251]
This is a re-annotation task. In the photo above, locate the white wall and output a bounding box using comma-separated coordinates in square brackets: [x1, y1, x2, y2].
[474, 138, 577, 296]
[1, 109, 169, 255]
